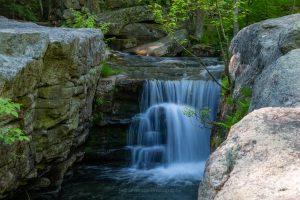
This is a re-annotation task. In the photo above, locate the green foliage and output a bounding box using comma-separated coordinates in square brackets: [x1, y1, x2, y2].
[240, 0, 300, 28]
[95, 97, 111, 107]
[100, 63, 122, 78]
[0, 98, 29, 145]
[66, 8, 96, 28]
[95, 98, 105, 107]
[0, 98, 21, 117]
[0, 0, 39, 21]
[65, 7, 110, 34]
[216, 86, 252, 130]
[211, 134, 223, 147]
[183, 107, 197, 118]
[142, 0, 300, 63]
[0, 127, 29, 145]
[221, 76, 230, 97]
[183, 106, 212, 128]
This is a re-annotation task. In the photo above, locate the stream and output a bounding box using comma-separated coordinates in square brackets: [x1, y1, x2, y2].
[60, 55, 222, 200]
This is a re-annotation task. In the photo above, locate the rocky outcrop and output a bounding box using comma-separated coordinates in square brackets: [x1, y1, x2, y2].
[251, 49, 300, 109]
[199, 14, 300, 200]
[229, 13, 300, 120]
[198, 107, 300, 200]
[127, 29, 188, 56]
[0, 17, 106, 198]
[92, 51, 224, 126]
[94, 75, 142, 126]
[59, 1, 205, 54]
[229, 14, 300, 99]
[106, 51, 224, 80]
[97, 6, 155, 35]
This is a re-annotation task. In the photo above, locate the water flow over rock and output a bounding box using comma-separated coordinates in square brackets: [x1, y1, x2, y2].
[128, 80, 220, 172]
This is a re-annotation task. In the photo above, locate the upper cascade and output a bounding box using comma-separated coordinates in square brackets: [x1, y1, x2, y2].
[128, 80, 221, 170]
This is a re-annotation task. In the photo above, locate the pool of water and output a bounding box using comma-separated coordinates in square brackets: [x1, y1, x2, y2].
[60, 162, 202, 200]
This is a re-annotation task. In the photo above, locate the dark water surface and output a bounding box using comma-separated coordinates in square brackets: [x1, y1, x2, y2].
[60, 162, 200, 200]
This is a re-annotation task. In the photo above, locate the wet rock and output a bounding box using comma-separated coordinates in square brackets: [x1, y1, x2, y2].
[127, 29, 188, 56]
[109, 37, 138, 50]
[183, 44, 220, 57]
[119, 23, 166, 45]
[106, 51, 224, 80]
[83, 126, 130, 163]
[94, 75, 142, 126]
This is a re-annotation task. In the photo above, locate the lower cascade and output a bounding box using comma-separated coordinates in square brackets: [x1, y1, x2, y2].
[127, 80, 221, 179]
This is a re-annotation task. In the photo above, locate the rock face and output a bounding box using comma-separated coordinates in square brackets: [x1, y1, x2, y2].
[199, 14, 300, 200]
[251, 49, 300, 109]
[0, 17, 106, 198]
[107, 51, 224, 80]
[230, 13, 300, 125]
[58, 0, 205, 54]
[97, 6, 155, 35]
[93, 51, 224, 126]
[198, 107, 300, 200]
[127, 29, 188, 56]
[94, 75, 142, 126]
[229, 14, 300, 100]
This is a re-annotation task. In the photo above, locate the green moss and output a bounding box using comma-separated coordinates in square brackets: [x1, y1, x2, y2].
[100, 63, 122, 78]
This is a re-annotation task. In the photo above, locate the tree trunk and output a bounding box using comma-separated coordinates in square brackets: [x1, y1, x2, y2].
[233, 0, 239, 36]
[39, 0, 43, 17]
[195, 8, 204, 39]
[292, 0, 296, 13]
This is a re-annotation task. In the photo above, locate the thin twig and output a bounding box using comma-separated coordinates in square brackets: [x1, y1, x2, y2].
[173, 37, 229, 91]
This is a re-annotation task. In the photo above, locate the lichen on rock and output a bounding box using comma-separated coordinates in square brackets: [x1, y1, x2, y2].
[0, 16, 106, 198]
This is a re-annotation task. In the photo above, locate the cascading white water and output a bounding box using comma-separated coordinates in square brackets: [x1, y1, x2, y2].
[128, 80, 220, 175]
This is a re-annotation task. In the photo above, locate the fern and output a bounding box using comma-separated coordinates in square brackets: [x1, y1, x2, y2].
[0, 98, 30, 145]
[65, 7, 110, 34]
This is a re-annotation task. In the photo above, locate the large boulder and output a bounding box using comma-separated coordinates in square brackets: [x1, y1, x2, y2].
[0, 17, 106, 198]
[199, 14, 300, 200]
[198, 107, 300, 200]
[250, 49, 300, 109]
[119, 23, 167, 44]
[127, 29, 188, 56]
[96, 6, 155, 35]
[229, 14, 300, 109]
[109, 23, 166, 50]
[229, 14, 300, 98]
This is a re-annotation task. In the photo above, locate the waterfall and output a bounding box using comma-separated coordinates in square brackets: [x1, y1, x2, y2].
[128, 80, 220, 172]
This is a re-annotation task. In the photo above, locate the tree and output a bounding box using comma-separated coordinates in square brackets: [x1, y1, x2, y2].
[233, 0, 240, 36]
[143, 0, 299, 84]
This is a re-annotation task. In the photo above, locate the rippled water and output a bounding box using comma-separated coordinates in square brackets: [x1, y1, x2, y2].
[60, 163, 201, 200]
